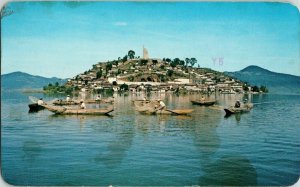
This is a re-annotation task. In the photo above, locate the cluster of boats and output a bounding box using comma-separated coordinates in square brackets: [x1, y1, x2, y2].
[28, 97, 114, 115]
[28, 96, 253, 117]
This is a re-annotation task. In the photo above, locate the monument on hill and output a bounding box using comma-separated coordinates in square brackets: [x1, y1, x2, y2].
[143, 46, 149, 59]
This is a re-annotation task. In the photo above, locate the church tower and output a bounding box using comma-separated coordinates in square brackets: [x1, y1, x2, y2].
[143, 46, 149, 59]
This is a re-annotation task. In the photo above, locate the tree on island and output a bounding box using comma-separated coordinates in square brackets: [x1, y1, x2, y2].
[96, 69, 102, 79]
[120, 83, 129, 91]
[165, 58, 172, 63]
[140, 59, 148, 66]
[252, 86, 259, 92]
[185, 58, 190, 67]
[167, 70, 174, 77]
[105, 63, 112, 73]
[260, 85, 268, 93]
[243, 84, 249, 92]
[128, 50, 135, 59]
[122, 55, 128, 63]
[190, 58, 197, 67]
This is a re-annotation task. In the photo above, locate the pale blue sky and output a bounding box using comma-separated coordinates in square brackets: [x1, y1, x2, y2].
[1, 2, 300, 78]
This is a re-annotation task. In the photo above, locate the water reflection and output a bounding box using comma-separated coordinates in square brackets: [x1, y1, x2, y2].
[224, 113, 242, 122]
[94, 125, 135, 168]
[22, 140, 42, 162]
[199, 155, 257, 186]
[91, 102, 136, 169]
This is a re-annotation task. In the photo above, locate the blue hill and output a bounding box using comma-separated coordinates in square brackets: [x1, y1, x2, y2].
[1, 71, 67, 90]
[225, 66, 300, 94]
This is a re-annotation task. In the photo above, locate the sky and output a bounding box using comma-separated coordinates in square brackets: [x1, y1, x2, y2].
[1, 2, 300, 78]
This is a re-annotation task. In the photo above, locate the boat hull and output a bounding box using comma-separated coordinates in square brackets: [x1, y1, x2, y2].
[42, 104, 113, 115]
[191, 100, 216, 106]
[28, 103, 45, 112]
[138, 109, 193, 115]
[224, 107, 251, 116]
[59, 108, 114, 115]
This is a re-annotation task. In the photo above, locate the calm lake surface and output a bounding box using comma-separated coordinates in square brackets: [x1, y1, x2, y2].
[1, 91, 300, 186]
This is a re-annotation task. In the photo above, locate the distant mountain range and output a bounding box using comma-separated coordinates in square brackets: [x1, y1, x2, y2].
[225, 65, 300, 94]
[1, 71, 67, 90]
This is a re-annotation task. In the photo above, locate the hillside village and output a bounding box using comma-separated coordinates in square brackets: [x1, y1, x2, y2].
[46, 48, 262, 94]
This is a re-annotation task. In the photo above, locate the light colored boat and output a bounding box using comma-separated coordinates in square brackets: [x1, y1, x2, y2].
[137, 107, 193, 115]
[53, 100, 80, 105]
[42, 104, 113, 115]
[53, 98, 113, 105]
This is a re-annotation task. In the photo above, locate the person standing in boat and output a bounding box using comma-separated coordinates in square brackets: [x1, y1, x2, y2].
[235, 100, 241, 108]
[95, 95, 101, 101]
[66, 95, 71, 102]
[80, 99, 86, 109]
[37, 98, 44, 105]
[200, 95, 205, 101]
[156, 99, 166, 111]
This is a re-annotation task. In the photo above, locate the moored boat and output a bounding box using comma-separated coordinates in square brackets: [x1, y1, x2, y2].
[191, 100, 216, 106]
[53, 100, 80, 105]
[137, 107, 193, 115]
[53, 98, 113, 105]
[42, 104, 114, 115]
[224, 103, 253, 116]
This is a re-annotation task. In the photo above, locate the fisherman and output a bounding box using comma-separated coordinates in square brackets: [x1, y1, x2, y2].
[95, 95, 101, 101]
[80, 99, 86, 109]
[66, 95, 71, 102]
[200, 95, 205, 101]
[37, 98, 44, 105]
[235, 100, 241, 108]
[155, 99, 166, 111]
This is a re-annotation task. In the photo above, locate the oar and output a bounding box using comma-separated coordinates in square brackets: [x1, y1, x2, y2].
[165, 109, 181, 115]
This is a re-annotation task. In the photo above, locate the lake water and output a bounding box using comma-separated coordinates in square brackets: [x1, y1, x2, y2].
[1, 91, 300, 186]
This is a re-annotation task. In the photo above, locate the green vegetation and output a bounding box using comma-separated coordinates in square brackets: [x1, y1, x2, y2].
[128, 50, 135, 59]
[251, 85, 268, 93]
[119, 83, 129, 91]
[259, 85, 268, 93]
[96, 70, 102, 79]
[43, 82, 73, 94]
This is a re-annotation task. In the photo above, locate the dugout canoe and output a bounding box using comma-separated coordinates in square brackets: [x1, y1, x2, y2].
[53, 100, 80, 105]
[191, 100, 216, 106]
[224, 103, 254, 116]
[137, 108, 193, 115]
[42, 104, 114, 115]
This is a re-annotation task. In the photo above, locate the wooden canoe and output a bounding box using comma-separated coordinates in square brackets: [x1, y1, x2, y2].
[53, 98, 113, 105]
[53, 100, 80, 105]
[137, 108, 194, 115]
[191, 100, 216, 106]
[224, 103, 253, 116]
[42, 104, 113, 115]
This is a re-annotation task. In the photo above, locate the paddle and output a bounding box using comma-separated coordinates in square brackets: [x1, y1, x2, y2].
[165, 109, 180, 115]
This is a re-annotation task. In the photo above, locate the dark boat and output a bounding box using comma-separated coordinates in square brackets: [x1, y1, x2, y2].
[224, 103, 254, 116]
[191, 100, 216, 106]
[28, 103, 45, 112]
